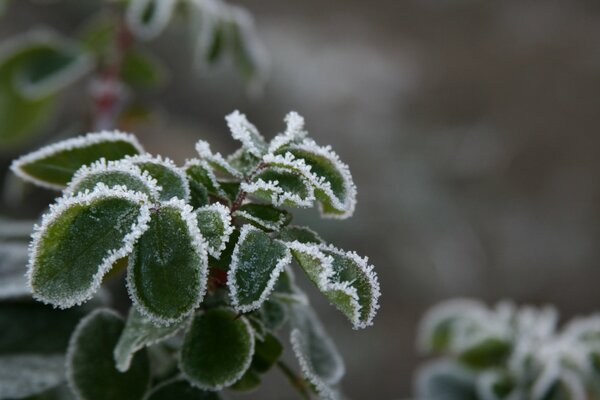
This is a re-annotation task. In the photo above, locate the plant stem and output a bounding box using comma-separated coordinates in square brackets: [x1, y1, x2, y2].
[277, 360, 312, 400]
[230, 161, 268, 213]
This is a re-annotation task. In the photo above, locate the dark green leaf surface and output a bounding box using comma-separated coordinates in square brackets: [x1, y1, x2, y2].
[131, 157, 189, 201]
[247, 168, 313, 208]
[180, 308, 254, 390]
[252, 333, 283, 374]
[228, 225, 291, 312]
[234, 203, 291, 232]
[67, 309, 150, 400]
[230, 369, 261, 392]
[259, 298, 288, 332]
[30, 191, 148, 307]
[277, 225, 323, 244]
[416, 361, 478, 400]
[114, 307, 187, 372]
[195, 204, 233, 258]
[11, 132, 143, 189]
[146, 379, 220, 400]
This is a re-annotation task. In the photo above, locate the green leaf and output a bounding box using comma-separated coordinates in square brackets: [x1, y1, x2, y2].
[0, 301, 85, 355]
[11, 131, 144, 189]
[78, 12, 117, 59]
[0, 242, 29, 299]
[277, 225, 323, 245]
[195, 140, 243, 179]
[114, 307, 187, 372]
[195, 203, 233, 259]
[476, 371, 515, 400]
[230, 368, 261, 392]
[416, 360, 478, 400]
[289, 304, 345, 400]
[184, 158, 227, 201]
[209, 228, 239, 271]
[126, 0, 176, 41]
[146, 379, 221, 400]
[227, 225, 291, 313]
[180, 307, 255, 390]
[252, 333, 283, 374]
[287, 242, 380, 329]
[459, 337, 511, 369]
[0, 30, 92, 150]
[121, 49, 166, 88]
[234, 203, 292, 232]
[67, 309, 150, 400]
[242, 167, 314, 208]
[128, 155, 190, 201]
[225, 110, 267, 158]
[271, 268, 308, 305]
[227, 147, 261, 176]
[274, 139, 357, 219]
[258, 298, 288, 332]
[127, 200, 208, 325]
[28, 186, 151, 308]
[65, 158, 161, 200]
[0, 354, 66, 399]
[229, 21, 267, 87]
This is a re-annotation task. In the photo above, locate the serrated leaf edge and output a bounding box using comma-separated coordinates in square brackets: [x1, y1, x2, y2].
[27, 184, 152, 308]
[226, 110, 267, 157]
[184, 158, 228, 198]
[268, 111, 307, 153]
[233, 207, 289, 231]
[11, 131, 145, 190]
[126, 198, 209, 326]
[227, 224, 292, 313]
[125, 154, 191, 201]
[195, 203, 234, 259]
[195, 140, 243, 178]
[65, 157, 162, 200]
[241, 166, 316, 208]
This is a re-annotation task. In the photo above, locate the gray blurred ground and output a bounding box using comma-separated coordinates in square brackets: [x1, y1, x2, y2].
[2, 0, 600, 398]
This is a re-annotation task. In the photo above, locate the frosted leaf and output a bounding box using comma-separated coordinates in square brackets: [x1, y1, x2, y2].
[66, 309, 150, 400]
[531, 367, 586, 400]
[195, 203, 234, 259]
[195, 139, 243, 178]
[287, 242, 380, 329]
[146, 378, 221, 400]
[28, 184, 152, 308]
[476, 371, 516, 400]
[0, 354, 66, 398]
[125, 154, 190, 201]
[271, 266, 309, 305]
[268, 111, 308, 153]
[227, 224, 291, 313]
[184, 158, 228, 201]
[0, 242, 29, 299]
[241, 166, 315, 208]
[274, 139, 357, 219]
[114, 306, 188, 372]
[65, 157, 162, 200]
[10, 131, 144, 190]
[416, 360, 478, 400]
[233, 203, 292, 232]
[227, 147, 262, 176]
[289, 304, 345, 400]
[126, 0, 176, 41]
[277, 225, 323, 245]
[179, 307, 255, 391]
[127, 198, 209, 326]
[225, 110, 267, 157]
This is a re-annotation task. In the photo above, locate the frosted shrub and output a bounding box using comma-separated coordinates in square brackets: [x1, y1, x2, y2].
[7, 111, 381, 399]
[416, 299, 600, 400]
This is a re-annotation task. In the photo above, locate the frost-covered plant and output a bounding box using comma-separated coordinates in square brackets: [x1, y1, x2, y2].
[6, 111, 381, 399]
[416, 299, 600, 400]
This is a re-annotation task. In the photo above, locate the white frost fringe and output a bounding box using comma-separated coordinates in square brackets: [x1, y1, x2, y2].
[195, 203, 234, 259]
[27, 184, 151, 308]
[226, 110, 266, 157]
[11, 131, 144, 190]
[227, 224, 291, 313]
[124, 154, 191, 201]
[126, 0, 177, 41]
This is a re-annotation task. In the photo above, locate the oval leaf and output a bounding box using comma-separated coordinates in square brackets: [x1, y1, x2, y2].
[114, 307, 187, 372]
[234, 203, 292, 232]
[146, 379, 221, 400]
[195, 203, 233, 259]
[184, 158, 227, 202]
[180, 307, 255, 390]
[127, 154, 190, 201]
[29, 186, 151, 308]
[67, 309, 150, 400]
[127, 199, 208, 325]
[277, 225, 323, 245]
[227, 224, 291, 313]
[11, 131, 144, 189]
[241, 167, 315, 208]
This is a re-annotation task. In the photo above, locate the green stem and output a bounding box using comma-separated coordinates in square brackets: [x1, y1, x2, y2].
[277, 360, 311, 400]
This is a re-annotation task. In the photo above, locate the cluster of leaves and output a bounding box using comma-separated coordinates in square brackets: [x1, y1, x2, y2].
[6, 111, 380, 399]
[0, 0, 266, 150]
[416, 299, 600, 400]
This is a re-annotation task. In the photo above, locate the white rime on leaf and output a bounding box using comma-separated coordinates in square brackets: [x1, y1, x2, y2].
[268, 111, 308, 153]
[286, 241, 380, 329]
[226, 110, 267, 157]
[0, 354, 66, 399]
[233, 208, 289, 232]
[65, 158, 162, 199]
[241, 165, 316, 208]
[27, 184, 152, 308]
[0, 242, 29, 299]
[282, 139, 357, 219]
[124, 154, 191, 201]
[195, 203, 234, 258]
[114, 307, 189, 372]
[126, 198, 209, 326]
[183, 158, 228, 198]
[227, 224, 292, 313]
[10, 131, 145, 190]
[126, 0, 177, 41]
[195, 140, 243, 178]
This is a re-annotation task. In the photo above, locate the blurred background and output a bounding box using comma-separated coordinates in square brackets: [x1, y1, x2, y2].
[2, 0, 600, 398]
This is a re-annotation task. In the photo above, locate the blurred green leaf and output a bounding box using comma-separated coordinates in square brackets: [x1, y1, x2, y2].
[146, 379, 220, 400]
[121, 49, 166, 88]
